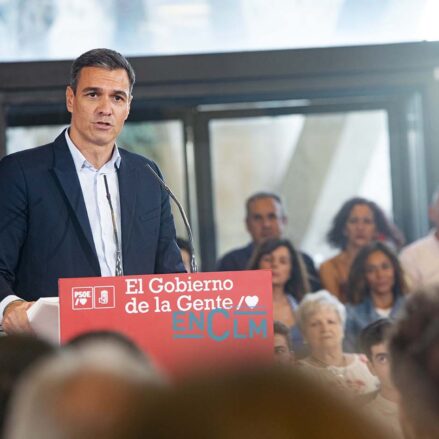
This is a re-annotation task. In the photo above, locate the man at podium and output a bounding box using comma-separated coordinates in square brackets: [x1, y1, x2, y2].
[0, 48, 185, 334]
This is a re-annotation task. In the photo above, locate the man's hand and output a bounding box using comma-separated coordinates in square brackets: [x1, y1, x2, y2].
[2, 300, 35, 334]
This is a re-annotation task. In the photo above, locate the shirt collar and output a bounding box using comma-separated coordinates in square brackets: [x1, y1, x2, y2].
[65, 128, 121, 172]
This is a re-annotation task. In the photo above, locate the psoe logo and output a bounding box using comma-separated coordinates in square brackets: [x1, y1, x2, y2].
[94, 286, 115, 309]
[72, 287, 93, 310]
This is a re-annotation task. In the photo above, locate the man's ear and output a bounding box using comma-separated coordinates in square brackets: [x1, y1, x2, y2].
[66, 86, 74, 113]
[245, 217, 251, 232]
[124, 94, 133, 121]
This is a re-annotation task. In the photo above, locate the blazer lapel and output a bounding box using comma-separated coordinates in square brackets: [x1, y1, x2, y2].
[51, 133, 99, 270]
[117, 152, 138, 266]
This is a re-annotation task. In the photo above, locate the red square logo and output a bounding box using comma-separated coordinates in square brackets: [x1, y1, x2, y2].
[94, 286, 115, 309]
[72, 287, 93, 310]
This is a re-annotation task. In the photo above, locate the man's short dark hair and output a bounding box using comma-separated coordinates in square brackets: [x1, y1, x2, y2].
[245, 192, 285, 219]
[70, 48, 136, 94]
[359, 318, 392, 361]
[273, 321, 293, 352]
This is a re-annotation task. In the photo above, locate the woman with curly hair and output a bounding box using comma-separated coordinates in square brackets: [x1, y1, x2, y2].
[344, 241, 407, 352]
[319, 197, 404, 302]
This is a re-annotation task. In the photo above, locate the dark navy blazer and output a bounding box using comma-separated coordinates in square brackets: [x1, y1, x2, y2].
[0, 130, 184, 301]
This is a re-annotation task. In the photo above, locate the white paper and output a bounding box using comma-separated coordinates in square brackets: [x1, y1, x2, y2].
[27, 297, 60, 344]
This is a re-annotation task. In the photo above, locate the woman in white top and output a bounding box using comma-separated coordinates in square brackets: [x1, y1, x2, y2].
[297, 290, 378, 395]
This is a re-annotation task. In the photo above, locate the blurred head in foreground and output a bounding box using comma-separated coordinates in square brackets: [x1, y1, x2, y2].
[5, 340, 162, 439]
[389, 287, 439, 439]
[0, 334, 55, 434]
[66, 329, 147, 360]
[141, 367, 392, 439]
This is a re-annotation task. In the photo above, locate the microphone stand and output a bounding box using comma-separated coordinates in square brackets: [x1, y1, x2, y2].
[145, 164, 198, 273]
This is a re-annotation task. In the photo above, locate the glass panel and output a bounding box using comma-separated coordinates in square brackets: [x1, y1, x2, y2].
[6, 121, 188, 237]
[118, 120, 188, 238]
[210, 110, 392, 266]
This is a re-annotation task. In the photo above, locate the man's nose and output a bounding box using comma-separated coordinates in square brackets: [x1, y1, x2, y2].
[320, 322, 329, 331]
[97, 96, 112, 114]
[376, 268, 385, 278]
[261, 217, 272, 227]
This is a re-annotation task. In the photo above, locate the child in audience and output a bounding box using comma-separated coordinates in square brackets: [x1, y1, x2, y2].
[273, 321, 295, 365]
[360, 319, 403, 438]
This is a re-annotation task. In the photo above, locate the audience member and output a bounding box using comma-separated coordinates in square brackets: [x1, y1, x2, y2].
[0, 335, 55, 437]
[248, 239, 309, 355]
[297, 290, 378, 395]
[345, 242, 406, 352]
[320, 197, 404, 302]
[5, 340, 162, 439]
[141, 366, 391, 439]
[273, 321, 295, 365]
[216, 192, 320, 290]
[389, 287, 439, 439]
[176, 237, 192, 273]
[399, 188, 439, 291]
[360, 319, 403, 438]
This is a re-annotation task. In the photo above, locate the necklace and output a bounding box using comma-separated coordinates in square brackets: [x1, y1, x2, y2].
[308, 354, 348, 380]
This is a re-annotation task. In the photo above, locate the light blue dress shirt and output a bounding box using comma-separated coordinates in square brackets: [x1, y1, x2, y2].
[65, 130, 123, 277]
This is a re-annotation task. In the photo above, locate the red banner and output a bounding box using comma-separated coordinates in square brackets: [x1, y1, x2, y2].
[59, 270, 273, 378]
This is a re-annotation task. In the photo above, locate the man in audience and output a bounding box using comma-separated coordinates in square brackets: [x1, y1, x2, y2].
[5, 340, 162, 439]
[360, 319, 403, 438]
[389, 286, 439, 439]
[273, 321, 295, 365]
[399, 188, 439, 291]
[216, 192, 320, 290]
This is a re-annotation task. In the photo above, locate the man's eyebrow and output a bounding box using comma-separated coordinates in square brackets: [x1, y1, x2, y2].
[81, 87, 129, 97]
[81, 87, 101, 93]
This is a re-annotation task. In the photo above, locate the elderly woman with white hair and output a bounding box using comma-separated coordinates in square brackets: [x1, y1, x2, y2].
[297, 290, 378, 395]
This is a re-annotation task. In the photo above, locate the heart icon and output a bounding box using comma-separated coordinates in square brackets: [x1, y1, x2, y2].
[245, 295, 259, 308]
[79, 298, 87, 305]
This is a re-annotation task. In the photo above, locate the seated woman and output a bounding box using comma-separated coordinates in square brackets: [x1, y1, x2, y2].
[297, 290, 378, 396]
[319, 197, 404, 302]
[344, 241, 406, 352]
[248, 238, 310, 355]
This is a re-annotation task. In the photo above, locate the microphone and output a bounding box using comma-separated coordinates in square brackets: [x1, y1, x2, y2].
[103, 174, 124, 276]
[145, 163, 198, 273]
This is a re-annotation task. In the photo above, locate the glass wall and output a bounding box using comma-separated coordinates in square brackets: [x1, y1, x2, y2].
[210, 110, 392, 266]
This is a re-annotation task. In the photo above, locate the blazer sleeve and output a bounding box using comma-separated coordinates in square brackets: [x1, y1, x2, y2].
[0, 154, 28, 299]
